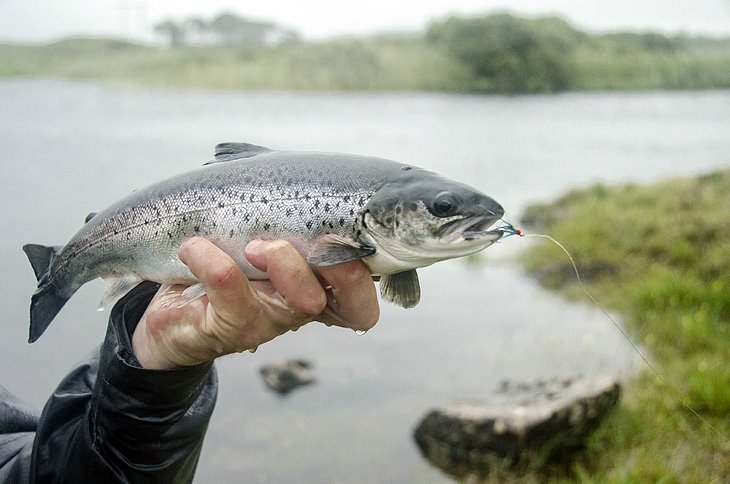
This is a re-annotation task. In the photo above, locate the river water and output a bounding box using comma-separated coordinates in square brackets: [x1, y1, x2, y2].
[1, 80, 728, 482]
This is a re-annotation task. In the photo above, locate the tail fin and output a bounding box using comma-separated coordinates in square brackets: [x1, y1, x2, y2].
[22, 244, 70, 343]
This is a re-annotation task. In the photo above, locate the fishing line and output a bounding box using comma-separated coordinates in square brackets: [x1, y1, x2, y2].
[497, 219, 723, 438]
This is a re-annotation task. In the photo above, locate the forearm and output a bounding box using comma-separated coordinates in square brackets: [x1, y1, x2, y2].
[30, 282, 218, 483]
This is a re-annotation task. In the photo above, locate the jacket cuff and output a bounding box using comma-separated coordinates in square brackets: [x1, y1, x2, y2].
[100, 282, 215, 411]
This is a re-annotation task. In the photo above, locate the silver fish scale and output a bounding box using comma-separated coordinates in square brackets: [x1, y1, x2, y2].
[53, 151, 405, 291]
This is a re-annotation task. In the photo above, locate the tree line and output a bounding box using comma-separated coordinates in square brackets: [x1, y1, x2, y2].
[3, 12, 727, 93]
[425, 13, 706, 93]
[153, 12, 301, 48]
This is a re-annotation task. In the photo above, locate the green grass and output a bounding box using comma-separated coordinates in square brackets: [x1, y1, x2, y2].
[0, 36, 470, 91]
[517, 170, 730, 482]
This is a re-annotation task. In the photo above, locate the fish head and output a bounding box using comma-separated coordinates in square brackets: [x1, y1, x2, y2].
[361, 167, 505, 272]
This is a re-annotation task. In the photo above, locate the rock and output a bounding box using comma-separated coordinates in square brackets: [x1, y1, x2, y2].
[259, 359, 315, 396]
[413, 376, 620, 474]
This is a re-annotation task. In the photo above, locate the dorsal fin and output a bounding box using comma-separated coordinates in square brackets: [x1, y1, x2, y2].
[205, 142, 271, 165]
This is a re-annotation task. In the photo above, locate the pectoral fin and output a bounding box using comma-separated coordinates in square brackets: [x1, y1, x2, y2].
[180, 282, 207, 302]
[380, 270, 420, 309]
[307, 234, 375, 266]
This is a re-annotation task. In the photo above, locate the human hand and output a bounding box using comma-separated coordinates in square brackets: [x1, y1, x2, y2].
[132, 237, 380, 369]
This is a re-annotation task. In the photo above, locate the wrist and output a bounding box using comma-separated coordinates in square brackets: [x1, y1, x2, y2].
[132, 298, 230, 369]
[131, 316, 180, 369]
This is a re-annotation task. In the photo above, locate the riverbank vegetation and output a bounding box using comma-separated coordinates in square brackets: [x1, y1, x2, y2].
[1, 13, 729, 93]
[517, 170, 730, 481]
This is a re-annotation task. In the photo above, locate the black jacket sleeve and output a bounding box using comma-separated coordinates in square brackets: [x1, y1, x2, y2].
[1, 282, 218, 483]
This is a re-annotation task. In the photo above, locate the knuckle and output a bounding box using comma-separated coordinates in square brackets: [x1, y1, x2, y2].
[207, 258, 240, 287]
[298, 290, 327, 318]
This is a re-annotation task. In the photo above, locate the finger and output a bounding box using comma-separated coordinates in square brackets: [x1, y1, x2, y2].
[316, 261, 380, 331]
[178, 237, 257, 315]
[245, 239, 327, 319]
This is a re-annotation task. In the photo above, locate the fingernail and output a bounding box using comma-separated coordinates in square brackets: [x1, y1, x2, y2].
[245, 239, 265, 254]
[177, 241, 191, 261]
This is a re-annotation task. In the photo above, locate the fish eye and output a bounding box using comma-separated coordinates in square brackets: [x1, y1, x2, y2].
[431, 191, 458, 217]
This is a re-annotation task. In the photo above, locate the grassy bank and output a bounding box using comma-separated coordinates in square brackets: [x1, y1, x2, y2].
[0, 36, 470, 91]
[516, 170, 730, 481]
[1, 13, 729, 93]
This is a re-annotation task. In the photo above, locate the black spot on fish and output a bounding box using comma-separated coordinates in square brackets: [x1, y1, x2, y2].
[349, 208, 355, 216]
[396, 206, 402, 214]
[264, 222, 271, 230]
[304, 193, 311, 201]
[314, 199, 320, 209]
[328, 222, 334, 229]
[324, 203, 330, 213]
[357, 197, 365, 207]
[339, 217, 345, 226]
[286, 208, 293, 217]
[250, 194, 255, 202]
[261, 196, 268, 204]
[218, 201, 225, 208]
[144, 220, 149, 225]
[409, 203, 418, 211]
[306, 220, 313, 230]
[232, 207, 238, 215]
[385, 216, 393, 225]
[194, 226, 200, 233]
[343, 195, 350, 203]
[229, 229, 235, 238]
[402, 166, 412, 171]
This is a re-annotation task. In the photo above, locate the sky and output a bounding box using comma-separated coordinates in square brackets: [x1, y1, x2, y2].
[0, 0, 729, 43]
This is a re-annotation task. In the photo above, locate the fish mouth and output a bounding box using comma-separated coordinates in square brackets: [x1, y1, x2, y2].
[439, 215, 504, 243]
